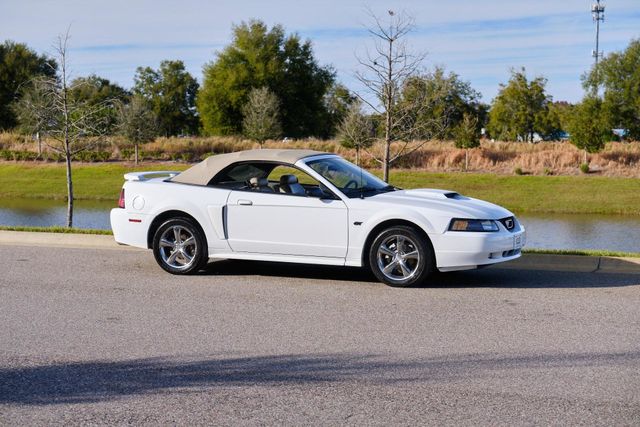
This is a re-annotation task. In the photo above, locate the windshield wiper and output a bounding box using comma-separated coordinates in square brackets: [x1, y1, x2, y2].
[350, 185, 397, 198]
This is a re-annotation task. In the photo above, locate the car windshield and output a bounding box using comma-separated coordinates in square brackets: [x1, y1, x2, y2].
[306, 157, 396, 198]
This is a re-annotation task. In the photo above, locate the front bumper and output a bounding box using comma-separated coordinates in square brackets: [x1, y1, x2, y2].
[431, 227, 526, 272]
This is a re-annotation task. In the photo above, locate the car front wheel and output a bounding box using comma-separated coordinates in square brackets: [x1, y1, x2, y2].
[368, 225, 434, 287]
[152, 218, 208, 274]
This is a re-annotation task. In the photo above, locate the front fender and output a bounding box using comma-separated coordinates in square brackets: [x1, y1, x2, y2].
[344, 206, 442, 267]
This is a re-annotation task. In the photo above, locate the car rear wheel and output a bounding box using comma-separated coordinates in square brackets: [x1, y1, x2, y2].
[153, 218, 208, 274]
[368, 225, 434, 287]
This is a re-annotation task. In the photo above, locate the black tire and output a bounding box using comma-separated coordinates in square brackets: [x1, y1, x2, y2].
[368, 225, 434, 287]
[152, 217, 208, 275]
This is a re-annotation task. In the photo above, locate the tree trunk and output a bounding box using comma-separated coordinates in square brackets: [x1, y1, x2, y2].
[355, 147, 360, 167]
[61, 44, 73, 228]
[465, 149, 469, 171]
[65, 150, 73, 228]
[36, 132, 42, 157]
[383, 102, 391, 182]
[383, 36, 393, 183]
[134, 143, 139, 166]
[583, 149, 588, 165]
[383, 137, 390, 182]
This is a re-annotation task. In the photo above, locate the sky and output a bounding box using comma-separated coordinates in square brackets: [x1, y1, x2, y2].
[1, 0, 639, 104]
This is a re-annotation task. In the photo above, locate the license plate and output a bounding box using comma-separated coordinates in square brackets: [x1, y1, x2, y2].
[513, 234, 523, 250]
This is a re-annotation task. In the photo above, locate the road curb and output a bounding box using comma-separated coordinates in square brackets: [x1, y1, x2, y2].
[0, 230, 139, 251]
[497, 253, 640, 274]
[1, 230, 639, 274]
[502, 253, 600, 273]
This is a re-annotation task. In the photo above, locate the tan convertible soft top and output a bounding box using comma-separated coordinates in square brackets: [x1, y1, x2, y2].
[170, 149, 328, 186]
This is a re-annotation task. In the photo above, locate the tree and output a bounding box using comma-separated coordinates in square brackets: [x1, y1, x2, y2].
[242, 87, 282, 147]
[399, 67, 483, 140]
[567, 96, 610, 164]
[0, 40, 57, 130]
[583, 39, 640, 140]
[117, 95, 157, 165]
[14, 31, 111, 227]
[322, 83, 357, 138]
[454, 113, 480, 171]
[337, 100, 375, 166]
[548, 101, 574, 136]
[133, 60, 199, 136]
[198, 20, 335, 138]
[355, 9, 432, 182]
[70, 74, 130, 133]
[487, 68, 560, 142]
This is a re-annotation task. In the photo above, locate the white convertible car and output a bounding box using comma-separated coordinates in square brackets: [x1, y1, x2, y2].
[111, 149, 525, 287]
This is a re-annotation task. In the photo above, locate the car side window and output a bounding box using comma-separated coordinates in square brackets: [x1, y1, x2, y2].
[267, 165, 324, 197]
[210, 162, 328, 198]
[209, 163, 270, 189]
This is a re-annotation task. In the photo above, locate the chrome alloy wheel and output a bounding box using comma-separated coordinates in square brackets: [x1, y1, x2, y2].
[158, 225, 198, 270]
[376, 234, 421, 281]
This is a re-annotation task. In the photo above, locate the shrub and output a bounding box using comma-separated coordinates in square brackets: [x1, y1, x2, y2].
[138, 150, 164, 160]
[180, 152, 195, 162]
[97, 151, 111, 162]
[43, 151, 64, 162]
[0, 149, 12, 160]
[73, 151, 111, 162]
[579, 163, 590, 174]
[514, 167, 524, 175]
[1, 150, 38, 161]
[543, 167, 553, 175]
[120, 148, 134, 160]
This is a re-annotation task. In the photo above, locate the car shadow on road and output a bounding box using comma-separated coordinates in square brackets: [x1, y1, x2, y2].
[1, 351, 638, 406]
[201, 260, 640, 289]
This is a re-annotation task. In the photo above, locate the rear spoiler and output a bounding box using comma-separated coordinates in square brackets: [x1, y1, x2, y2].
[123, 171, 180, 182]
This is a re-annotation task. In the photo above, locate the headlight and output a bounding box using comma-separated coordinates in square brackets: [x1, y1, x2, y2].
[449, 218, 499, 232]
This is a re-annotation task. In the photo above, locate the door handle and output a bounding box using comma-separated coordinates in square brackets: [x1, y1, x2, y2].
[237, 199, 253, 206]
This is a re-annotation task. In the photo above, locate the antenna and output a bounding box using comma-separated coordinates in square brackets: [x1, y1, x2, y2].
[591, 0, 605, 94]
[359, 166, 364, 199]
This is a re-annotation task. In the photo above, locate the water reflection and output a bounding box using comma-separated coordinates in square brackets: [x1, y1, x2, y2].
[0, 198, 639, 253]
[0, 198, 113, 230]
[519, 214, 640, 253]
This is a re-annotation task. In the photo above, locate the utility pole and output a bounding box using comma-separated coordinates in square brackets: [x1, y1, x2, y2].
[591, 0, 605, 94]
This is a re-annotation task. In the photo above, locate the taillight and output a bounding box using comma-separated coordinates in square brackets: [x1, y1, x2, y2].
[118, 188, 125, 209]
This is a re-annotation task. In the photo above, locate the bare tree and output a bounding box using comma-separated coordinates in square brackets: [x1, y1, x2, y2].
[242, 87, 282, 148]
[337, 100, 375, 166]
[117, 95, 157, 165]
[356, 9, 448, 181]
[15, 30, 111, 227]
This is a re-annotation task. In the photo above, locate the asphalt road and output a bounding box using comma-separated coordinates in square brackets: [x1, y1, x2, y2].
[1, 244, 639, 426]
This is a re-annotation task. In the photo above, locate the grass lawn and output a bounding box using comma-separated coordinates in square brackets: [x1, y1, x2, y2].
[387, 170, 640, 215]
[0, 163, 189, 201]
[0, 225, 113, 235]
[1, 162, 639, 215]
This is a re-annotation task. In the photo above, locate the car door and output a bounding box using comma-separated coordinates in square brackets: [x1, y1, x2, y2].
[225, 186, 348, 259]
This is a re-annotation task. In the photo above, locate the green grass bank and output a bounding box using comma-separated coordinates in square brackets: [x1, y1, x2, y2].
[1, 162, 639, 215]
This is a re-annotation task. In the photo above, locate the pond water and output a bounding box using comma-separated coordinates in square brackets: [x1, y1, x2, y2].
[0, 198, 639, 253]
[0, 198, 114, 230]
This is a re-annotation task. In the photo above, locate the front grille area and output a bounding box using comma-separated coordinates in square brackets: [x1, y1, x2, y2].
[502, 249, 521, 257]
[489, 249, 521, 259]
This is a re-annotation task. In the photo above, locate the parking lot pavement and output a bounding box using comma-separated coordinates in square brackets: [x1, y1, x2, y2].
[1, 245, 639, 425]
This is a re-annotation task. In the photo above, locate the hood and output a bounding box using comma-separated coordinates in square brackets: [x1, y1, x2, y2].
[366, 188, 513, 219]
